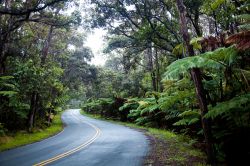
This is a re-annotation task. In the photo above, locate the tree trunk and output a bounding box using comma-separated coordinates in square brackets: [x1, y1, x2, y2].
[190, 69, 215, 164]
[211, 12, 219, 36]
[47, 109, 52, 126]
[28, 92, 38, 132]
[176, 0, 215, 164]
[147, 42, 157, 91]
[0, 37, 8, 74]
[155, 48, 161, 92]
[0, 56, 5, 74]
[194, 9, 202, 36]
[41, 26, 54, 66]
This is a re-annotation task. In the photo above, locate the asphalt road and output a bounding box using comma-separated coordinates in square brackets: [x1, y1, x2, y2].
[0, 109, 149, 166]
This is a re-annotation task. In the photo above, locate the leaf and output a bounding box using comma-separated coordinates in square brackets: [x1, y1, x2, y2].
[163, 56, 222, 80]
[173, 119, 190, 126]
[188, 118, 200, 125]
[205, 93, 250, 119]
[172, 43, 186, 56]
[0, 91, 18, 97]
[190, 37, 203, 50]
[0, 76, 14, 80]
[163, 46, 237, 80]
[226, 31, 250, 51]
[178, 110, 200, 117]
[236, 14, 250, 22]
[211, 0, 226, 10]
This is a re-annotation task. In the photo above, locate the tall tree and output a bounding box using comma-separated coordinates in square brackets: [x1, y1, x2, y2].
[175, 0, 215, 164]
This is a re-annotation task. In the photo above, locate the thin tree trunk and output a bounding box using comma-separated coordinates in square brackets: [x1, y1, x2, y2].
[147, 42, 157, 91]
[41, 26, 54, 65]
[0, 57, 5, 74]
[155, 48, 161, 92]
[0, 37, 8, 74]
[47, 109, 51, 126]
[194, 9, 202, 36]
[220, 78, 223, 101]
[28, 92, 38, 132]
[176, 0, 215, 164]
[212, 12, 219, 36]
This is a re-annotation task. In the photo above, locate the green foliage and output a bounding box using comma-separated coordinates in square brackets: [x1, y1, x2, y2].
[172, 43, 186, 57]
[81, 97, 126, 119]
[205, 93, 250, 121]
[211, 0, 226, 10]
[163, 46, 237, 80]
[190, 37, 203, 50]
[0, 76, 17, 97]
[0, 123, 5, 136]
[0, 2, 83, 130]
[174, 110, 200, 126]
[0, 113, 63, 152]
[119, 98, 139, 112]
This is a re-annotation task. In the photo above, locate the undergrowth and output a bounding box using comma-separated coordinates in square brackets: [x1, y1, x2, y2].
[0, 113, 63, 152]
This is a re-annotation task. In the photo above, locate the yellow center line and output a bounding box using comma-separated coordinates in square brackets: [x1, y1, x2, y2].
[33, 113, 101, 166]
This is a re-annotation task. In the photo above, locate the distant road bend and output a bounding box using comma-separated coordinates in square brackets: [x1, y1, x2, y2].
[0, 109, 149, 166]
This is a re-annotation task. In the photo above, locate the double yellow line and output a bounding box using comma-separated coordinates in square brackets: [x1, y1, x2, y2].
[33, 116, 101, 166]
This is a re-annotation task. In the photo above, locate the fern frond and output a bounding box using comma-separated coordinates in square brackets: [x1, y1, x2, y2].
[203, 46, 238, 66]
[159, 90, 195, 111]
[236, 14, 250, 22]
[0, 91, 18, 97]
[163, 46, 238, 80]
[140, 104, 159, 116]
[239, 24, 250, 31]
[119, 101, 139, 111]
[173, 117, 200, 126]
[0, 76, 14, 80]
[190, 37, 203, 50]
[172, 43, 186, 57]
[211, 0, 226, 10]
[178, 110, 200, 117]
[226, 30, 250, 51]
[205, 93, 250, 119]
[163, 56, 222, 80]
[173, 110, 200, 126]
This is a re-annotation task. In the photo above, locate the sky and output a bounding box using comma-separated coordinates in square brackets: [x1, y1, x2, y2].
[66, 0, 108, 66]
[84, 28, 107, 66]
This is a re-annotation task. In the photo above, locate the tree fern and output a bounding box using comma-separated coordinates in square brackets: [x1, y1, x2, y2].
[173, 110, 200, 126]
[119, 100, 139, 112]
[0, 76, 18, 97]
[205, 93, 250, 121]
[163, 46, 237, 80]
[159, 89, 195, 111]
[226, 1, 250, 50]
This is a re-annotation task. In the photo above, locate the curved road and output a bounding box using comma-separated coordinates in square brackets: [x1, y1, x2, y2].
[0, 109, 149, 166]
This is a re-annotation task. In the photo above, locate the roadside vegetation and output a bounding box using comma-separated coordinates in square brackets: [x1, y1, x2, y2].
[0, 112, 63, 152]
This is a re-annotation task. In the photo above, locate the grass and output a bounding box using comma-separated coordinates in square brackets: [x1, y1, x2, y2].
[0, 112, 64, 152]
[81, 110, 207, 165]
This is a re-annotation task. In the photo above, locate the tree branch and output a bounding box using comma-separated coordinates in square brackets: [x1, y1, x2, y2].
[0, 0, 65, 16]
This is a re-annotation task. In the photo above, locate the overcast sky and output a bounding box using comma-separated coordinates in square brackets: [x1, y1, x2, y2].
[84, 28, 107, 66]
[78, 0, 108, 66]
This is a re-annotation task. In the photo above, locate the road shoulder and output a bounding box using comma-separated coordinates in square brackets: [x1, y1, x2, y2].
[0, 112, 64, 152]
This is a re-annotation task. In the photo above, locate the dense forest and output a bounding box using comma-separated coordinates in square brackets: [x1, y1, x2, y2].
[0, 0, 250, 165]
